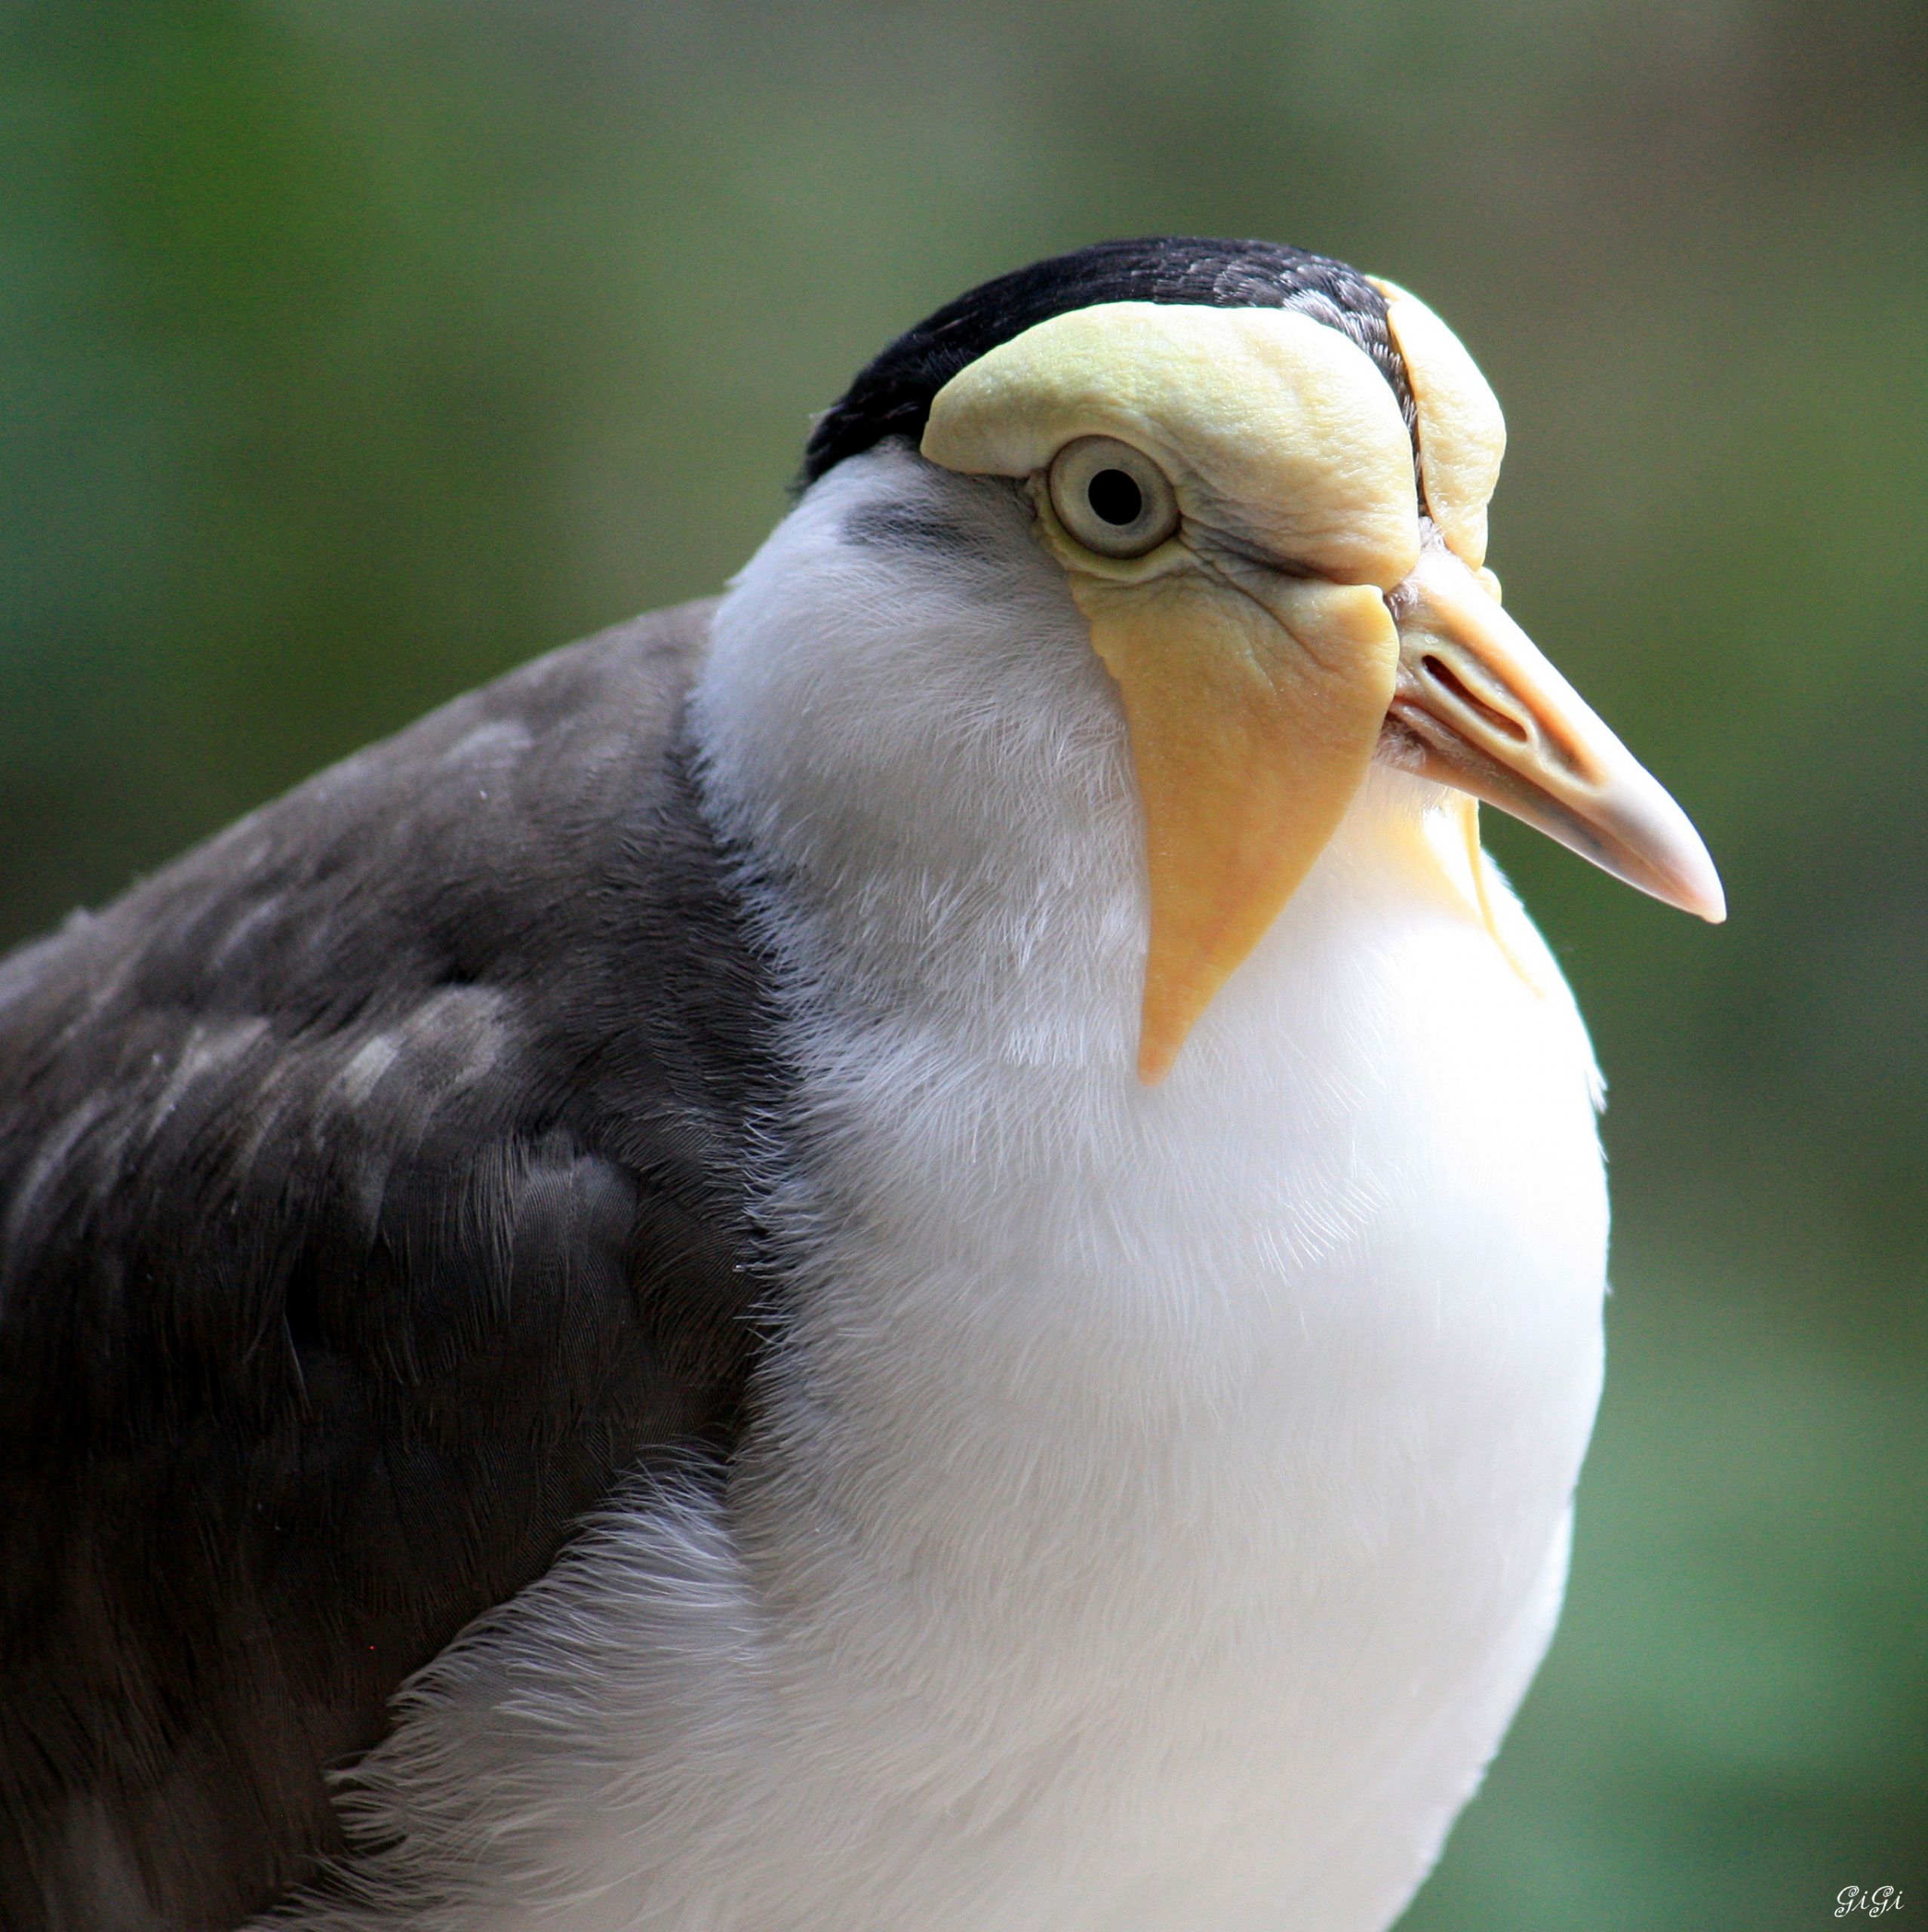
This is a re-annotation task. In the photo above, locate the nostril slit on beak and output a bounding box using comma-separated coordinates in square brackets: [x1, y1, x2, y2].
[1420, 654, 1530, 746]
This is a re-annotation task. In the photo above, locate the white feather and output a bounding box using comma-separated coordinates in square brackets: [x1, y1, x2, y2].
[269, 447, 1607, 1931]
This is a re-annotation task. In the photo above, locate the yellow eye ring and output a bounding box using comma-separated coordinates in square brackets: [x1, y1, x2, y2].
[1046, 437, 1180, 560]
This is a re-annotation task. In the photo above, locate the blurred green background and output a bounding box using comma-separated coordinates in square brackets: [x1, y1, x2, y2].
[2, 1, 1922, 1924]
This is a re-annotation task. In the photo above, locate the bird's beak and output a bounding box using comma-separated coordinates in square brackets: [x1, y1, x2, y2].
[1385, 543, 1727, 927]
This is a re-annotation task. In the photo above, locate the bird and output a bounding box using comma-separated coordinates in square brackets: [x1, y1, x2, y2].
[0, 236, 1724, 1932]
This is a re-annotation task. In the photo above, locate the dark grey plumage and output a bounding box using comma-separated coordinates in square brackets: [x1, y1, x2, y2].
[0, 601, 783, 1928]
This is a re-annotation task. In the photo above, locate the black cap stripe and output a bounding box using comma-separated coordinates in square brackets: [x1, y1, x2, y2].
[803, 236, 1416, 485]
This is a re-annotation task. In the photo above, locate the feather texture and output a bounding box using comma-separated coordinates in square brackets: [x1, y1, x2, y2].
[0, 601, 783, 1927]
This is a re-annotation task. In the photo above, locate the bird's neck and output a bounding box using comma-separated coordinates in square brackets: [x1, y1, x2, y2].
[687, 443, 1607, 1672]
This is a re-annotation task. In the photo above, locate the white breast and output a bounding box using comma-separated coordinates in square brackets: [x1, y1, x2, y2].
[283, 452, 1607, 1932]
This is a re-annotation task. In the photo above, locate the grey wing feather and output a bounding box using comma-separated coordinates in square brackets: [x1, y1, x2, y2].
[0, 600, 783, 1928]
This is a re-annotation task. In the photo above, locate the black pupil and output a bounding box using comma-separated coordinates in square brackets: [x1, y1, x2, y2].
[1086, 468, 1142, 527]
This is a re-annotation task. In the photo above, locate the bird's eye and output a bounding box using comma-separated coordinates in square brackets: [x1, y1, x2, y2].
[1047, 437, 1180, 560]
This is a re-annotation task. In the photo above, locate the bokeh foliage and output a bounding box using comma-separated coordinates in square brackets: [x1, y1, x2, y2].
[2, 2, 1923, 1924]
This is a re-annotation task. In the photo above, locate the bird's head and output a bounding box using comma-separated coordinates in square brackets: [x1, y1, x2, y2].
[798, 239, 1724, 1081]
